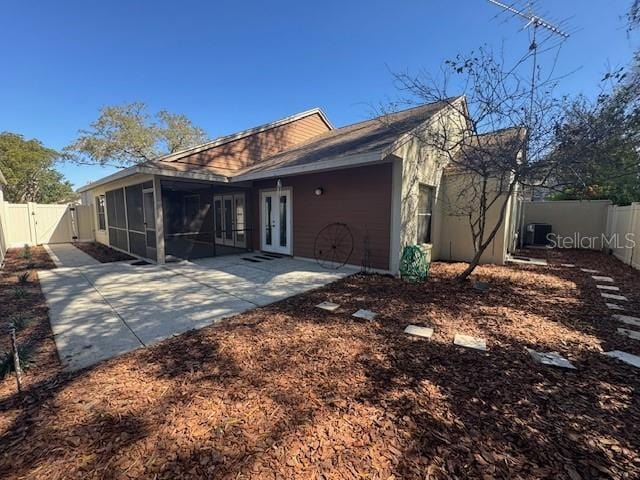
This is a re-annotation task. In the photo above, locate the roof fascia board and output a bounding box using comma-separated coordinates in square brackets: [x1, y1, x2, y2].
[76, 165, 140, 192]
[77, 165, 229, 193]
[137, 166, 228, 183]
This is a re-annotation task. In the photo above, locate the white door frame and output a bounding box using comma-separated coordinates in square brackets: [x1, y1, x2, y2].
[260, 188, 292, 255]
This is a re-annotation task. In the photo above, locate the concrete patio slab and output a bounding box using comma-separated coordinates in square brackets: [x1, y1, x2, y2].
[617, 328, 640, 341]
[40, 253, 357, 370]
[316, 301, 340, 312]
[454, 334, 487, 351]
[526, 348, 576, 369]
[506, 256, 547, 266]
[606, 303, 625, 311]
[592, 275, 614, 282]
[404, 325, 434, 339]
[612, 314, 640, 328]
[601, 292, 628, 301]
[597, 285, 620, 291]
[44, 243, 100, 267]
[352, 309, 377, 321]
[604, 350, 640, 368]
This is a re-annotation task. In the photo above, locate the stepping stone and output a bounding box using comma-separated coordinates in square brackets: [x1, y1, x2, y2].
[592, 275, 614, 282]
[604, 350, 640, 368]
[597, 285, 620, 291]
[560, 263, 575, 268]
[526, 348, 576, 370]
[606, 303, 625, 311]
[316, 301, 340, 312]
[352, 309, 377, 321]
[404, 325, 434, 339]
[453, 334, 487, 351]
[617, 328, 640, 341]
[473, 280, 490, 293]
[612, 314, 640, 328]
[601, 292, 628, 301]
[580, 268, 600, 273]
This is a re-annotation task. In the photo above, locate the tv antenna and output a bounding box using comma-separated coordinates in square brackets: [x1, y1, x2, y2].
[487, 0, 569, 40]
[487, 1, 570, 119]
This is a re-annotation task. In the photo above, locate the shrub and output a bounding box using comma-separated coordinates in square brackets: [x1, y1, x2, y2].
[12, 287, 28, 299]
[0, 347, 31, 380]
[17, 271, 31, 285]
[19, 244, 32, 260]
[9, 314, 34, 331]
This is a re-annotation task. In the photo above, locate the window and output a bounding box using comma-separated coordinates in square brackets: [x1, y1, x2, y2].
[95, 195, 106, 231]
[417, 185, 435, 244]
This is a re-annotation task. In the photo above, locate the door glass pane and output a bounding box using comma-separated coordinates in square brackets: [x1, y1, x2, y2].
[214, 199, 222, 240]
[235, 195, 245, 243]
[265, 196, 272, 245]
[279, 195, 287, 247]
[224, 199, 233, 240]
[143, 192, 155, 229]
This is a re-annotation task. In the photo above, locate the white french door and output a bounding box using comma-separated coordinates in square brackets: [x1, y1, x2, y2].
[214, 193, 246, 248]
[260, 189, 292, 255]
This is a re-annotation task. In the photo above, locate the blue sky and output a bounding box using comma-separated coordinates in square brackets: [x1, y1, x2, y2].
[0, 0, 637, 188]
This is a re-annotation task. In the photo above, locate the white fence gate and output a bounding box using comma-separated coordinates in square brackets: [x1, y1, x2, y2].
[606, 202, 640, 270]
[1, 202, 95, 248]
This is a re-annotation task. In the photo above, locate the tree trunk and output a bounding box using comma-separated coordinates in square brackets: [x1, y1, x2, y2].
[457, 248, 485, 282]
[456, 180, 518, 282]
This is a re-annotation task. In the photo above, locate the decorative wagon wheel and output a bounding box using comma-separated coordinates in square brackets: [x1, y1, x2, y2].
[314, 222, 354, 269]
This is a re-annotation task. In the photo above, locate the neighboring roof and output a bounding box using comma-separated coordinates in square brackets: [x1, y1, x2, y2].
[444, 126, 527, 175]
[232, 99, 456, 181]
[0, 167, 6, 186]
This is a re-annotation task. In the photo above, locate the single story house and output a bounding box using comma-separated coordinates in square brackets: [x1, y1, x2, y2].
[78, 97, 520, 274]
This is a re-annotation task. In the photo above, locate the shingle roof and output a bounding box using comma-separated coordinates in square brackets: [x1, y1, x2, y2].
[232, 99, 457, 180]
[444, 126, 527, 175]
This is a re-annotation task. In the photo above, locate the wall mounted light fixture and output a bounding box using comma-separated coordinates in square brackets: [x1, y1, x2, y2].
[314, 187, 324, 196]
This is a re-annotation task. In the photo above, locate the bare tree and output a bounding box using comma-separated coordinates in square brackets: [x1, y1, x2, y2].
[387, 46, 565, 280]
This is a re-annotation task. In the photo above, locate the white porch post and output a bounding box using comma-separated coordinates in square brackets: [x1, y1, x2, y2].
[153, 176, 165, 264]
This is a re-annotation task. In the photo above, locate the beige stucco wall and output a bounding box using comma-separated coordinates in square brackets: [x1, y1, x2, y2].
[81, 173, 153, 247]
[389, 99, 469, 273]
[437, 172, 513, 265]
[522, 200, 611, 249]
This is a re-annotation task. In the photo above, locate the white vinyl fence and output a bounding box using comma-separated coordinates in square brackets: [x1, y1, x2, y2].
[606, 202, 640, 270]
[0, 200, 95, 260]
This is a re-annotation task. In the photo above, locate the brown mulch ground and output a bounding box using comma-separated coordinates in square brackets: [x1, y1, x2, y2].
[74, 242, 134, 263]
[0, 247, 60, 400]
[1, 249, 639, 479]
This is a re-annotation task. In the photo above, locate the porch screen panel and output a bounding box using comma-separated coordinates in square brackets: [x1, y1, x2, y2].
[125, 184, 147, 257]
[106, 188, 128, 251]
[125, 184, 145, 232]
[128, 231, 147, 257]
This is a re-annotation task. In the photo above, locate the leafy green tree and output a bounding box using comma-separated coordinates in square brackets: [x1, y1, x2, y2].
[547, 1, 640, 205]
[0, 132, 75, 203]
[548, 92, 640, 205]
[64, 102, 207, 167]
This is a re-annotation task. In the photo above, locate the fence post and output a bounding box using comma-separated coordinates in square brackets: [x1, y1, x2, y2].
[26, 202, 37, 245]
[630, 203, 640, 268]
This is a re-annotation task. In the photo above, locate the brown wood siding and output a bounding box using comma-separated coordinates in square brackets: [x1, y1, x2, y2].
[251, 163, 392, 270]
[173, 113, 330, 172]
